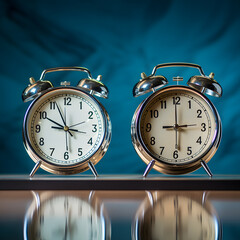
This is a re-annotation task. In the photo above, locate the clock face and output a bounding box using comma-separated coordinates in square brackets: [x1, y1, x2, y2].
[24, 88, 106, 167]
[27, 196, 105, 240]
[137, 86, 219, 166]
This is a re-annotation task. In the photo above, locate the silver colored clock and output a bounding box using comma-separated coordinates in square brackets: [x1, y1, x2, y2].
[22, 67, 111, 177]
[131, 63, 222, 177]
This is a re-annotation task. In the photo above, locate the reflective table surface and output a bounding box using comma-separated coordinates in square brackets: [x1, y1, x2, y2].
[0, 175, 240, 239]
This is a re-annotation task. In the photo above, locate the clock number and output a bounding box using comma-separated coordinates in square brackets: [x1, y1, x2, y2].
[78, 148, 83, 156]
[50, 101, 56, 110]
[160, 147, 165, 155]
[188, 100, 192, 109]
[35, 124, 41, 133]
[64, 152, 69, 160]
[92, 124, 97, 132]
[150, 110, 159, 118]
[173, 96, 180, 105]
[146, 123, 151, 132]
[39, 111, 47, 119]
[88, 111, 93, 119]
[88, 138, 93, 145]
[39, 138, 44, 146]
[196, 136, 202, 144]
[160, 100, 166, 109]
[64, 97, 71, 106]
[50, 148, 55, 156]
[79, 101, 83, 110]
[187, 147, 192, 155]
[150, 137, 155, 145]
[197, 109, 202, 118]
[173, 150, 178, 159]
[201, 123, 206, 132]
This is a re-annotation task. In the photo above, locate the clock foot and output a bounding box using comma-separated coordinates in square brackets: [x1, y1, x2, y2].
[201, 160, 213, 177]
[88, 161, 98, 177]
[29, 161, 42, 177]
[143, 160, 156, 178]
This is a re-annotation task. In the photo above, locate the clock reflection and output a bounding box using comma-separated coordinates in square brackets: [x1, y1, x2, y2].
[24, 191, 110, 240]
[132, 192, 221, 240]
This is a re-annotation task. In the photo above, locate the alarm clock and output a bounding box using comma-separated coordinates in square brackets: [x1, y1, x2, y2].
[132, 191, 221, 240]
[22, 67, 111, 177]
[24, 191, 111, 240]
[131, 63, 222, 177]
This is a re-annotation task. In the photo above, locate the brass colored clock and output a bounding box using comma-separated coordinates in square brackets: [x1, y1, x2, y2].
[131, 63, 222, 176]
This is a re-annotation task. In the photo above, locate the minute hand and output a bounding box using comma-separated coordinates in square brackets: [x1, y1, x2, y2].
[178, 124, 197, 128]
[55, 103, 73, 137]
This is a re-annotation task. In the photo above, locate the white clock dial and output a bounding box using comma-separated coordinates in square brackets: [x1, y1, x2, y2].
[25, 88, 105, 167]
[139, 87, 217, 164]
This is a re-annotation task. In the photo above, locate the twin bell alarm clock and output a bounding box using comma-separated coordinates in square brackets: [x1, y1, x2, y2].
[22, 67, 111, 177]
[22, 63, 222, 178]
[131, 63, 222, 177]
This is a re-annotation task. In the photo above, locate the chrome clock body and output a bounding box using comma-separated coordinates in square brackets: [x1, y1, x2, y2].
[22, 67, 111, 177]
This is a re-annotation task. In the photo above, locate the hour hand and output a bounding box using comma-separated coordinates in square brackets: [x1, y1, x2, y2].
[51, 126, 64, 130]
[162, 125, 174, 129]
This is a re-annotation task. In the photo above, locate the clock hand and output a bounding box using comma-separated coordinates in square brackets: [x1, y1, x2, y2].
[46, 117, 64, 128]
[51, 126, 64, 130]
[175, 130, 178, 150]
[174, 101, 179, 150]
[56, 102, 67, 126]
[55, 102, 73, 137]
[162, 124, 197, 129]
[65, 131, 68, 151]
[64, 107, 69, 152]
[69, 121, 86, 128]
[178, 124, 197, 128]
[162, 125, 174, 129]
[51, 126, 86, 134]
[68, 129, 86, 134]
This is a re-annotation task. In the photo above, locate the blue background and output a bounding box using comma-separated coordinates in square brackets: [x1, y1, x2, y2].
[0, 0, 240, 175]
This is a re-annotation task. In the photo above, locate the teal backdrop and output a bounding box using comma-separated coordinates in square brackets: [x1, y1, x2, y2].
[0, 0, 240, 175]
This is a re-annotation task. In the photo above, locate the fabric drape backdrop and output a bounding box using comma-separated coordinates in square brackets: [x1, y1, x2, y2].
[0, 0, 239, 175]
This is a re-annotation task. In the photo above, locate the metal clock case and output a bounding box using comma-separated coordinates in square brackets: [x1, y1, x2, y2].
[131, 63, 222, 177]
[22, 67, 111, 177]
